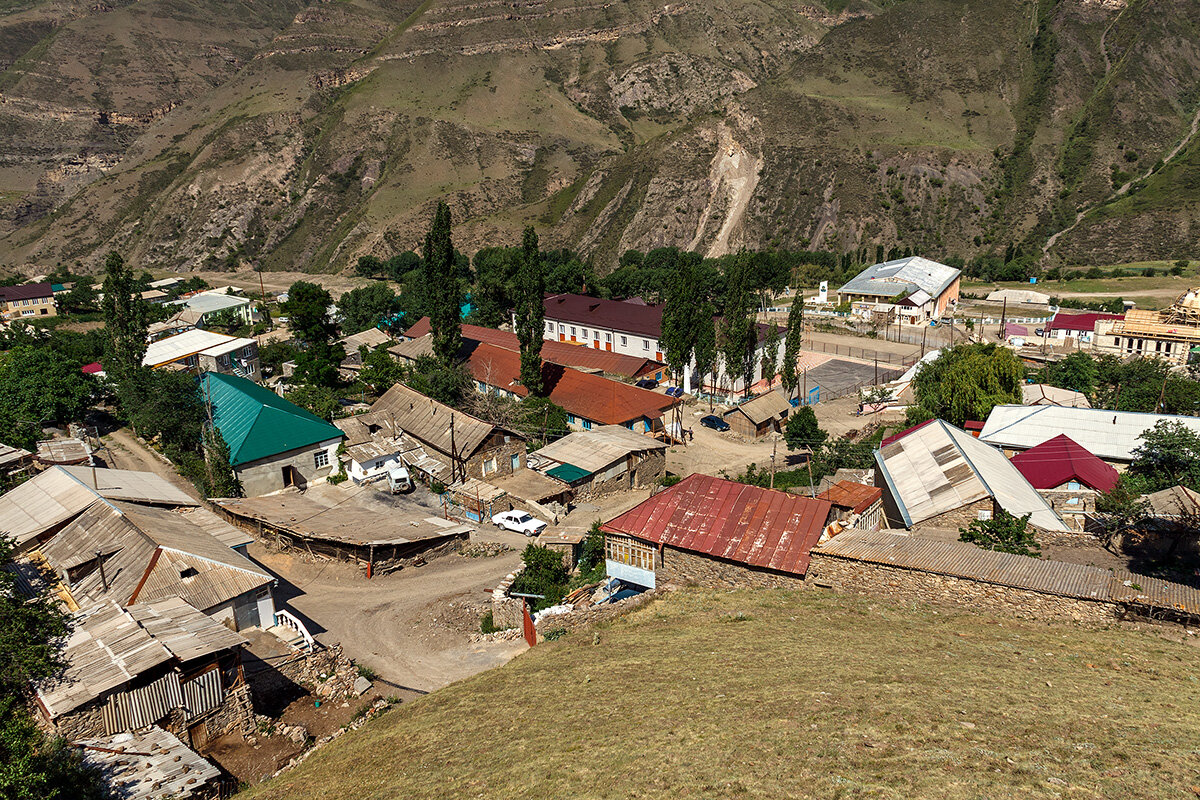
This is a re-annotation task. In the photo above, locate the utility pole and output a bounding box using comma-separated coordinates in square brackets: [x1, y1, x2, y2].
[449, 413, 458, 484]
[1000, 297, 1007, 341]
[874, 357, 878, 385]
[769, 437, 778, 490]
[920, 324, 927, 358]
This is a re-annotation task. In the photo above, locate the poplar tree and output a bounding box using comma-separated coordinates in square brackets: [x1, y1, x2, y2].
[423, 201, 462, 367]
[100, 251, 148, 386]
[693, 304, 717, 410]
[720, 255, 757, 397]
[514, 226, 545, 395]
[780, 296, 805, 401]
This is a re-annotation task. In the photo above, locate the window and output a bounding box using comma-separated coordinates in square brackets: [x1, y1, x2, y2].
[1067, 497, 1080, 505]
[546, 322, 553, 332]
[605, 333, 612, 342]
[620, 335, 627, 346]
[242, 346, 253, 357]
[643, 339, 650, 350]
[605, 534, 655, 571]
[583, 420, 592, 430]
[580, 328, 588, 338]
[483, 458, 497, 475]
[570, 326, 576, 336]
[593, 330, 600, 340]
[567, 414, 577, 424]
[558, 323, 565, 333]
[976, 509, 992, 521]
[1067, 481, 1081, 491]
[314, 450, 330, 469]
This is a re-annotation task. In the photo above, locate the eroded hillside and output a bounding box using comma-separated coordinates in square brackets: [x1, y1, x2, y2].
[0, 0, 1197, 272]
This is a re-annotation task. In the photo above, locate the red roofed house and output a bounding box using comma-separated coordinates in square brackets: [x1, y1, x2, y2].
[1009, 434, 1119, 531]
[536, 293, 785, 395]
[1044, 312, 1123, 344]
[816, 480, 883, 531]
[600, 474, 833, 589]
[465, 342, 680, 434]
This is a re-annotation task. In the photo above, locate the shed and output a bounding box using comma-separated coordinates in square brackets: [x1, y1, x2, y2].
[528, 425, 667, 496]
[722, 391, 792, 438]
[77, 727, 222, 800]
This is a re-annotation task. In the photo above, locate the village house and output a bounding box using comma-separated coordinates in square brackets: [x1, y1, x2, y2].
[1093, 288, 1200, 364]
[1009, 434, 1119, 532]
[600, 474, 832, 590]
[359, 381, 526, 483]
[463, 342, 680, 434]
[1140, 485, 1200, 533]
[1021, 383, 1091, 408]
[0, 442, 33, 476]
[1043, 311, 1124, 345]
[144, 328, 261, 381]
[978, 404, 1200, 463]
[816, 480, 884, 532]
[0, 465, 197, 555]
[533, 294, 783, 394]
[401, 317, 663, 381]
[36, 500, 276, 629]
[338, 327, 394, 377]
[77, 726, 224, 800]
[836, 257, 961, 321]
[35, 597, 251, 750]
[199, 372, 344, 496]
[875, 419, 1070, 534]
[527, 425, 667, 498]
[0, 281, 57, 321]
[170, 289, 254, 327]
[722, 390, 792, 439]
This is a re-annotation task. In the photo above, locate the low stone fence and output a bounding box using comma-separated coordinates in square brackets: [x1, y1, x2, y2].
[256, 643, 361, 702]
[806, 553, 1119, 624]
[534, 590, 663, 636]
[491, 566, 526, 630]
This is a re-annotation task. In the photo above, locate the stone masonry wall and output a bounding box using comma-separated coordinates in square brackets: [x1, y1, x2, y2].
[535, 589, 662, 635]
[657, 545, 804, 590]
[912, 497, 996, 533]
[465, 437, 526, 482]
[575, 450, 666, 500]
[806, 553, 1119, 623]
[491, 565, 526, 630]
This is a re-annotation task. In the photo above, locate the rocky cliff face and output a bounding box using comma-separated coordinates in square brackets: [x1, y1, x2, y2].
[0, 0, 1197, 273]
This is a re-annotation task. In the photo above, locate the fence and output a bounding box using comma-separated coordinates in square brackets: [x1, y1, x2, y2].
[803, 338, 919, 367]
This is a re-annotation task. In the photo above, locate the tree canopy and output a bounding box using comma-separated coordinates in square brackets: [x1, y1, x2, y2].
[0, 346, 94, 449]
[1129, 421, 1200, 493]
[337, 283, 396, 335]
[514, 227, 546, 396]
[908, 343, 1023, 427]
[100, 252, 148, 385]
[784, 405, 826, 452]
[423, 202, 463, 367]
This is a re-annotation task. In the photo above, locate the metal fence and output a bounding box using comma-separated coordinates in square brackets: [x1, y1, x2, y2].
[803, 338, 919, 367]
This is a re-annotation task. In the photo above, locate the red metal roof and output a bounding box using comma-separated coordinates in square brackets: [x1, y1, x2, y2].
[0, 282, 54, 301]
[464, 342, 678, 426]
[403, 317, 661, 378]
[1045, 313, 1123, 333]
[601, 474, 832, 576]
[1009, 434, 1119, 492]
[543, 293, 665, 338]
[816, 480, 882, 514]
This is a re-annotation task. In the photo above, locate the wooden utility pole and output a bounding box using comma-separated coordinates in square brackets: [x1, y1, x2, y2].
[769, 437, 778, 490]
[920, 324, 927, 358]
[449, 413, 458, 483]
[1000, 297, 1007, 340]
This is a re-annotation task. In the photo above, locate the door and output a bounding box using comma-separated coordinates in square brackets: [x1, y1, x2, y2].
[233, 595, 260, 631]
[510, 453, 520, 472]
[605, 343, 612, 351]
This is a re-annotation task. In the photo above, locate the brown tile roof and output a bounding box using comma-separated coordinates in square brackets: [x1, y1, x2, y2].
[542, 293, 664, 338]
[465, 342, 679, 427]
[602, 474, 832, 576]
[0, 282, 54, 301]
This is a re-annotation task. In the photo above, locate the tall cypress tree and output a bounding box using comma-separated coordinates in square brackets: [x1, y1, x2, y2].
[423, 201, 462, 367]
[100, 251, 148, 386]
[720, 255, 757, 397]
[514, 226, 545, 396]
[660, 254, 702, 391]
[780, 296, 804, 401]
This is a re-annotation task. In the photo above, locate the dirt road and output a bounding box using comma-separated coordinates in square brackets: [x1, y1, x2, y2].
[251, 542, 527, 693]
[99, 427, 200, 501]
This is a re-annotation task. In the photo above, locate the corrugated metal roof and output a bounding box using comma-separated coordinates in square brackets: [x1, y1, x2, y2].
[58, 466, 196, 506]
[0, 442, 32, 467]
[979, 404, 1200, 461]
[531, 425, 667, 474]
[601, 474, 832, 576]
[1021, 384, 1091, 408]
[838, 257, 960, 299]
[487, 468, 571, 502]
[36, 438, 91, 464]
[1045, 312, 1123, 333]
[725, 390, 792, 425]
[367, 381, 500, 462]
[816, 529, 1200, 615]
[1009, 434, 1119, 492]
[876, 419, 1070, 533]
[338, 327, 393, 352]
[125, 597, 247, 663]
[77, 727, 221, 800]
[183, 667, 224, 719]
[103, 671, 182, 733]
[547, 463, 591, 483]
[1142, 485, 1200, 518]
[817, 481, 882, 514]
[200, 372, 343, 466]
[542, 293, 665, 338]
[142, 329, 243, 367]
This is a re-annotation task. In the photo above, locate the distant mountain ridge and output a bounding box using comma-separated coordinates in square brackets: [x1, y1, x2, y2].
[0, 0, 1197, 273]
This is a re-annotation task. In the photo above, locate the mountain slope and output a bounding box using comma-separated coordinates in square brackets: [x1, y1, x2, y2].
[0, 0, 1198, 272]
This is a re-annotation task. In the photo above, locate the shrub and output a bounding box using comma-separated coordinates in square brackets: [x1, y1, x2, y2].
[959, 509, 1039, 557]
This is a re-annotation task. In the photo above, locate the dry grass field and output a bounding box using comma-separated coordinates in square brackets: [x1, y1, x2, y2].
[244, 589, 1200, 800]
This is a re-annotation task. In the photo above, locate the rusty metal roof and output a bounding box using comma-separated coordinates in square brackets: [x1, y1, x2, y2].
[815, 529, 1200, 615]
[601, 474, 832, 576]
[817, 481, 882, 514]
[76, 727, 221, 800]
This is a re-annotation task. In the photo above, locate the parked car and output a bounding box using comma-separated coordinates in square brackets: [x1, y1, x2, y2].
[635, 378, 658, 389]
[491, 510, 549, 536]
[665, 386, 683, 397]
[700, 414, 730, 432]
[1034, 328, 1045, 337]
[386, 466, 412, 494]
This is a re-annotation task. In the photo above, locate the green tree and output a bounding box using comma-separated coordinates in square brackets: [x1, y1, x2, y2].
[407, 355, 470, 407]
[0, 346, 94, 449]
[784, 405, 826, 452]
[285, 384, 341, 420]
[283, 281, 337, 346]
[692, 306, 717, 403]
[471, 247, 519, 328]
[510, 544, 569, 611]
[337, 283, 396, 335]
[202, 425, 242, 498]
[1093, 475, 1149, 553]
[959, 509, 1039, 557]
[204, 307, 243, 335]
[517, 397, 570, 448]
[293, 341, 345, 388]
[358, 345, 405, 395]
[1129, 421, 1200, 493]
[355, 255, 384, 279]
[423, 201, 463, 367]
[760, 321, 781, 386]
[909, 343, 1023, 427]
[0, 536, 113, 800]
[513, 227, 546, 396]
[661, 253, 709, 395]
[1037, 351, 1098, 397]
[118, 369, 204, 455]
[100, 252, 149, 385]
[780, 298, 804, 401]
[61, 277, 98, 315]
[719, 255, 757, 397]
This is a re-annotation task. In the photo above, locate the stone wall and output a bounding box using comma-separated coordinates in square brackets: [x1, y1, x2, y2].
[575, 449, 666, 500]
[49, 702, 104, 739]
[465, 436, 526, 482]
[534, 589, 662, 635]
[192, 681, 254, 742]
[912, 497, 996, 533]
[1040, 488, 1096, 532]
[491, 566, 526, 630]
[236, 440, 339, 497]
[806, 553, 1119, 623]
[657, 545, 804, 590]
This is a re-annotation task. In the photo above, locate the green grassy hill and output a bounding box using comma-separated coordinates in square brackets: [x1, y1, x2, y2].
[244, 589, 1199, 800]
[1, 0, 1199, 272]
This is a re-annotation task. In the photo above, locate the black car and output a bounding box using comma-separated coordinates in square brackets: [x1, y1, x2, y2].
[635, 378, 658, 389]
[700, 414, 729, 432]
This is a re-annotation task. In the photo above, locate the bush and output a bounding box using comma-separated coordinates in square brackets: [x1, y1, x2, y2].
[659, 474, 682, 488]
[510, 544, 569, 611]
[959, 509, 1039, 557]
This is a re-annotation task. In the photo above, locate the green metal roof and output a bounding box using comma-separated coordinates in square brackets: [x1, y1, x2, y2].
[546, 463, 592, 484]
[199, 372, 343, 466]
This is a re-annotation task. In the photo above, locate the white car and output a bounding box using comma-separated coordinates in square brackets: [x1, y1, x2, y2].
[491, 510, 548, 536]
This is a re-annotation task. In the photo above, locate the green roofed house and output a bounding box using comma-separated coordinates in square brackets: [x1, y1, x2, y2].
[199, 372, 344, 496]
